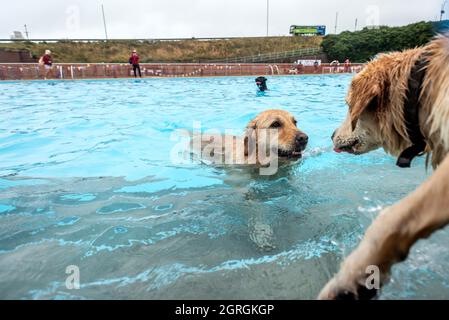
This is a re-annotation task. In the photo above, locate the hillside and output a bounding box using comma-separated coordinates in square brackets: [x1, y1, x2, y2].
[0, 36, 322, 63]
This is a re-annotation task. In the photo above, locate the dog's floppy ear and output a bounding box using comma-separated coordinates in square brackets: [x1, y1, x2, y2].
[348, 74, 389, 131]
[246, 118, 257, 131]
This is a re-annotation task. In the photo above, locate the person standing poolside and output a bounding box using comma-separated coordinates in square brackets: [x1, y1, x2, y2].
[330, 60, 340, 73]
[129, 50, 142, 78]
[313, 60, 320, 73]
[296, 61, 304, 74]
[344, 58, 351, 73]
[39, 50, 53, 80]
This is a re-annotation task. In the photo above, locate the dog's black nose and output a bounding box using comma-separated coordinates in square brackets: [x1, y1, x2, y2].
[296, 132, 309, 147]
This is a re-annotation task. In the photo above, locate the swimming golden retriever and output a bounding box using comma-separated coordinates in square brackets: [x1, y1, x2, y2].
[190, 109, 308, 169]
[185, 109, 308, 251]
[319, 35, 449, 299]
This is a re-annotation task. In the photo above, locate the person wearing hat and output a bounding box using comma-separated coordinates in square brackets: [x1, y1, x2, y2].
[129, 49, 142, 78]
[39, 49, 53, 80]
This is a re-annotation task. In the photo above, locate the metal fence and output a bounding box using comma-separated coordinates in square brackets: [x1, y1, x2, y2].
[0, 62, 365, 80]
[208, 47, 323, 63]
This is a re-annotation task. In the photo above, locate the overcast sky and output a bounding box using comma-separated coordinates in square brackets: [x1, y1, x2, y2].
[2, 0, 445, 39]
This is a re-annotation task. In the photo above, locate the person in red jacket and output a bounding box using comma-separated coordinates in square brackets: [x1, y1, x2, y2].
[344, 58, 351, 73]
[129, 50, 142, 78]
[39, 49, 53, 79]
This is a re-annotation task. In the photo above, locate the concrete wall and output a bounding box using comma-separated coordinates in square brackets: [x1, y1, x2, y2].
[0, 49, 37, 63]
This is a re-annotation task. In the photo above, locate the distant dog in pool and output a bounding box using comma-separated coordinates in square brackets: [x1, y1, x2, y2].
[188, 109, 308, 175]
[320, 35, 449, 299]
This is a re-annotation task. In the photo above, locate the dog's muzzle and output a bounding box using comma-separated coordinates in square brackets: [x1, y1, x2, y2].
[295, 132, 308, 151]
[279, 132, 308, 158]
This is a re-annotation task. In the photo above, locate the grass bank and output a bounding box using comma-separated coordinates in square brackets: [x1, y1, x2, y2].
[0, 36, 322, 63]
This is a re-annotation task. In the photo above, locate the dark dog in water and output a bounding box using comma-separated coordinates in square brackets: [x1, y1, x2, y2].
[255, 77, 268, 91]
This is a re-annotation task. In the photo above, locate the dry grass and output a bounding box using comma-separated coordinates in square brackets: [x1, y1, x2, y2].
[0, 36, 322, 63]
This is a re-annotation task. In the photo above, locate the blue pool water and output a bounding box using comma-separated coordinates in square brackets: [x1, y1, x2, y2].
[0, 75, 448, 299]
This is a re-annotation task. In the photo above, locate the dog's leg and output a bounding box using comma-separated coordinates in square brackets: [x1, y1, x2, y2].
[246, 199, 276, 252]
[318, 154, 449, 300]
[248, 212, 276, 252]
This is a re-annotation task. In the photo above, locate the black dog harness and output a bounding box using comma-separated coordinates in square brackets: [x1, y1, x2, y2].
[396, 55, 429, 168]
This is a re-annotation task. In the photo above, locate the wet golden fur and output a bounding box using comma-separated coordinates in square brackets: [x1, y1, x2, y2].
[192, 109, 308, 164]
[333, 35, 449, 168]
[245, 109, 306, 156]
[321, 35, 449, 299]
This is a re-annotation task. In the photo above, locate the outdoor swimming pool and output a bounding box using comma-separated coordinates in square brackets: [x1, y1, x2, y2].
[0, 75, 448, 299]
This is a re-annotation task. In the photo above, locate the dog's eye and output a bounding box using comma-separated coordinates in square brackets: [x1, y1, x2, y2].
[270, 121, 282, 128]
[293, 119, 297, 126]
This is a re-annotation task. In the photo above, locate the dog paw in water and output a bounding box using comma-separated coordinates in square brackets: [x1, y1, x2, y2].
[332, 286, 378, 300]
[318, 277, 379, 300]
[249, 223, 276, 252]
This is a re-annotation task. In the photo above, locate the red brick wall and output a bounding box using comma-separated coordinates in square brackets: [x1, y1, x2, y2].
[0, 63, 364, 80]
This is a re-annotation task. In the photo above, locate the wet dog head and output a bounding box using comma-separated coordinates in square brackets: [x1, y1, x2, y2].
[255, 77, 268, 92]
[246, 109, 308, 159]
[332, 50, 423, 156]
[332, 76, 386, 156]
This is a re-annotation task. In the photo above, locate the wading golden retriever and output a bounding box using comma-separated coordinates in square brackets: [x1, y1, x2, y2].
[319, 35, 449, 299]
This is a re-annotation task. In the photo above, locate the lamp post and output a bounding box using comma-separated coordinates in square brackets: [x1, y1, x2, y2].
[101, 4, 108, 40]
[334, 12, 339, 34]
[441, 0, 448, 21]
[266, 0, 269, 37]
[24, 24, 29, 39]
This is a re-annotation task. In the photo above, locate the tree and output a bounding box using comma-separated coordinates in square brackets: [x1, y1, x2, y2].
[321, 21, 436, 62]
